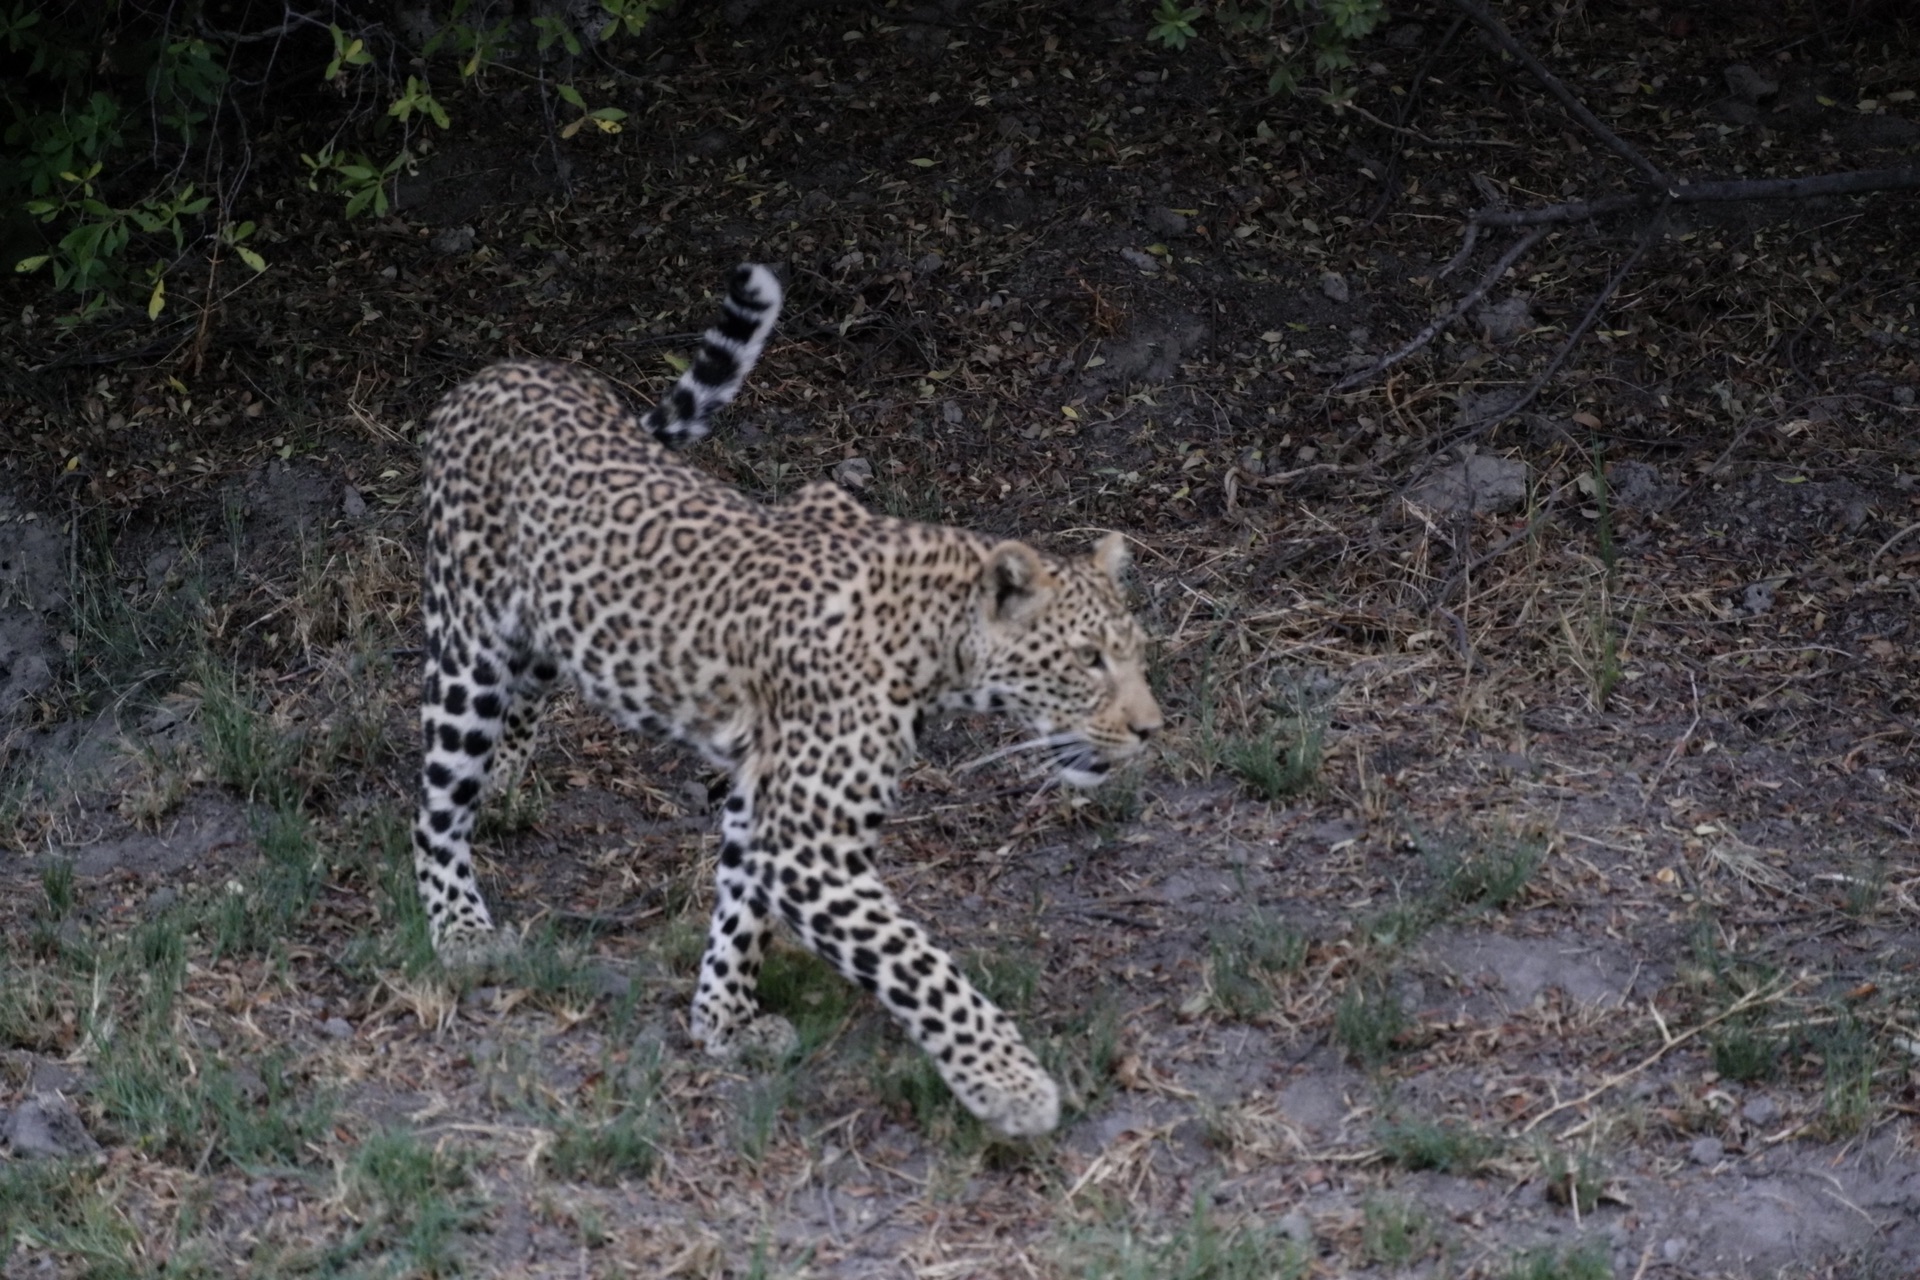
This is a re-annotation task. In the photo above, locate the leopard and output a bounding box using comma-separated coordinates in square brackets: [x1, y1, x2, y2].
[412, 263, 1163, 1136]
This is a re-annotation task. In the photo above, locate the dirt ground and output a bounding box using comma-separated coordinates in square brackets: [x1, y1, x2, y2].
[3, 2, 1920, 1277]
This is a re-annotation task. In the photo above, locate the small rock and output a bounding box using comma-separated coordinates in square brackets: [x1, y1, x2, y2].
[832, 457, 874, 491]
[1144, 206, 1189, 237]
[1893, 386, 1915, 407]
[1319, 271, 1350, 303]
[913, 252, 944, 275]
[1474, 294, 1533, 342]
[1741, 580, 1778, 615]
[27, 1061, 80, 1095]
[1276, 1210, 1314, 1245]
[430, 225, 475, 255]
[5, 1094, 102, 1160]
[1663, 1238, 1691, 1264]
[1605, 459, 1676, 512]
[145, 887, 179, 918]
[1841, 115, 1920, 149]
[585, 965, 632, 999]
[321, 1017, 354, 1040]
[942, 400, 964, 425]
[1308, 818, 1363, 847]
[1839, 498, 1870, 533]
[1688, 1136, 1724, 1165]
[143, 548, 180, 592]
[1119, 247, 1161, 272]
[1723, 64, 1779, 102]
[341, 485, 368, 520]
[1703, 98, 1760, 128]
[678, 780, 713, 816]
[1406, 454, 1530, 515]
[1742, 1094, 1781, 1126]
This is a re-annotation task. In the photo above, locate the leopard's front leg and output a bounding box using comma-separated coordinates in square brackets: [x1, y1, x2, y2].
[692, 767, 1059, 1137]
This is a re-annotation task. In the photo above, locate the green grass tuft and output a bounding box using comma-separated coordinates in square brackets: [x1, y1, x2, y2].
[1208, 908, 1307, 1021]
[1375, 1115, 1501, 1175]
[1503, 1239, 1612, 1280]
[1333, 978, 1407, 1069]
[1073, 1190, 1309, 1280]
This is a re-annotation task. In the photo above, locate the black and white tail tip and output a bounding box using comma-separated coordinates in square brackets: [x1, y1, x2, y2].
[643, 263, 783, 447]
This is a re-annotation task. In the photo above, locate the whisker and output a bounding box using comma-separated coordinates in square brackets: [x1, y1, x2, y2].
[955, 732, 1080, 774]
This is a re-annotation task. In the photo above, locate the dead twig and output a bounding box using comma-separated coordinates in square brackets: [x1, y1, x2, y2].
[1867, 521, 1920, 578]
[1520, 978, 1803, 1135]
[1438, 226, 1660, 449]
[1641, 672, 1701, 804]
[1333, 227, 1546, 393]
[1440, 0, 1665, 184]
[1430, 489, 1560, 609]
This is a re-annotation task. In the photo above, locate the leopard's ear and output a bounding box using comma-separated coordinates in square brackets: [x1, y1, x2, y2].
[981, 541, 1055, 628]
[1091, 532, 1131, 588]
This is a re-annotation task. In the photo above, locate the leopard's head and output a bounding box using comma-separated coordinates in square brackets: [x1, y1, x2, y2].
[957, 533, 1163, 788]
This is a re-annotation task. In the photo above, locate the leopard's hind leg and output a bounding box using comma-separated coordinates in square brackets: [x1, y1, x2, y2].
[413, 621, 530, 961]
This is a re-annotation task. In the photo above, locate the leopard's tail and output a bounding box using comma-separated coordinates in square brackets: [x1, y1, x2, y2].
[643, 263, 783, 447]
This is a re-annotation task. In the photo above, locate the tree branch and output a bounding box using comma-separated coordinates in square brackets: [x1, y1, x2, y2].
[1471, 166, 1920, 228]
[1333, 227, 1546, 393]
[1439, 0, 1667, 185]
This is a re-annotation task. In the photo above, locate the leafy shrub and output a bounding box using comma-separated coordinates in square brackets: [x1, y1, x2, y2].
[3, 0, 663, 321]
[1146, 0, 1389, 94]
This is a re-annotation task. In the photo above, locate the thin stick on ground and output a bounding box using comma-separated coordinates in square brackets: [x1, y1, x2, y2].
[1640, 672, 1701, 805]
[1520, 978, 1804, 1135]
[1439, 227, 1660, 449]
[1333, 226, 1546, 393]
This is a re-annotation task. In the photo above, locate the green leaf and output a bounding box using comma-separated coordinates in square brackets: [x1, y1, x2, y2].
[907, 157, 935, 167]
[236, 246, 267, 272]
[556, 83, 587, 110]
[13, 254, 50, 273]
[147, 275, 165, 319]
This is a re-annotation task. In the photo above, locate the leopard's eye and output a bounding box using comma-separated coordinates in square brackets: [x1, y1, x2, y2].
[1079, 646, 1105, 670]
